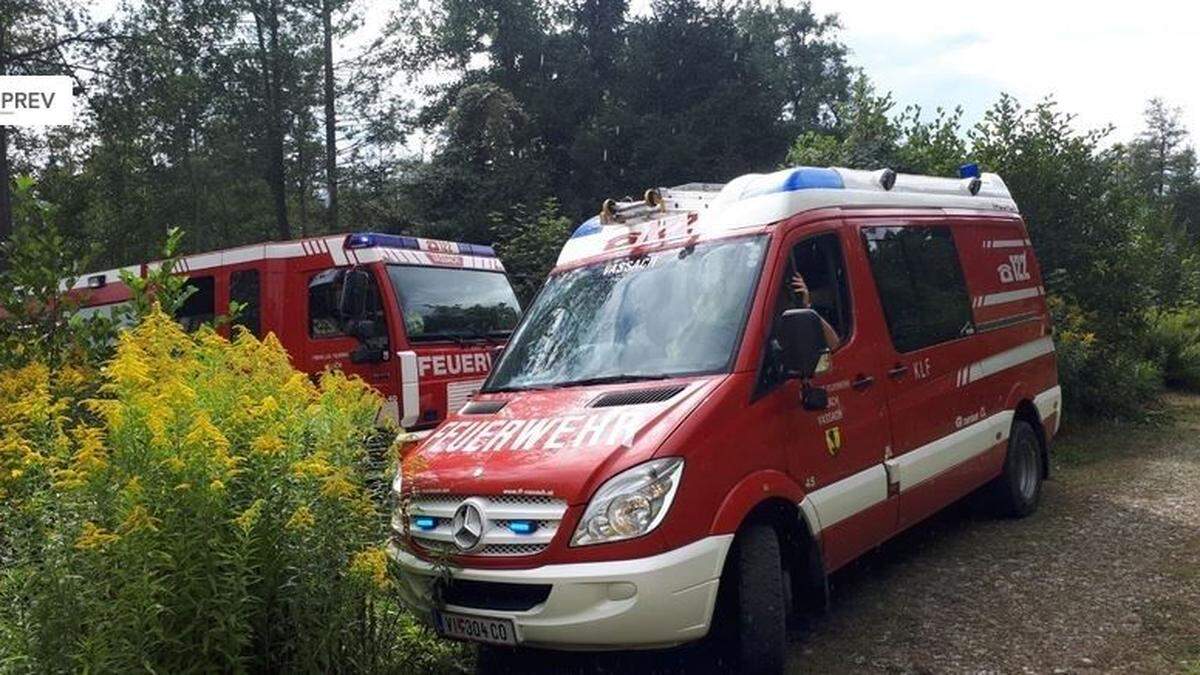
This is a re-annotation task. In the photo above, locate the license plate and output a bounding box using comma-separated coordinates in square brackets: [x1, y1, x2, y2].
[434, 610, 518, 646]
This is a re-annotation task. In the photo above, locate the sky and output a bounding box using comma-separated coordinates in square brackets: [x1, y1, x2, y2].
[778, 0, 1200, 143]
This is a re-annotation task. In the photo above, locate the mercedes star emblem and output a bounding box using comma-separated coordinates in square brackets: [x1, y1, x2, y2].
[451, 500, 486, 552]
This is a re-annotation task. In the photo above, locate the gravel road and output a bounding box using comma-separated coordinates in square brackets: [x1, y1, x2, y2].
[477, 394, 1200, 674]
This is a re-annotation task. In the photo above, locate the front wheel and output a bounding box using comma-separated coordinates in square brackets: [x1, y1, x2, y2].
[715, 523, 787, 674]
[990, 419, 1043, 517]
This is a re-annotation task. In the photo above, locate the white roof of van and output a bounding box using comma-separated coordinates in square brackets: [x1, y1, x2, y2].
[557, 166, 1018, 267]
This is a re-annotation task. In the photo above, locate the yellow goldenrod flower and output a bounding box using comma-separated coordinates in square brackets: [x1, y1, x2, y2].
[349, 547, 391, 590]
[234, 499, 265, 534]
[286, 505, 315, 531]
[75, 522, 120, 550]
[120, 504, 161, 534]
[250, 433, 286, 456]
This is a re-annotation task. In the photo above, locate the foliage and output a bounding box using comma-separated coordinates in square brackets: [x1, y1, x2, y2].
[0, 177, 115, 370]
[492, 198, 573, 303]
[1048, 296, 1163, 421]
[0, 308, 459, 673]
[1146, 308, 1200, 392]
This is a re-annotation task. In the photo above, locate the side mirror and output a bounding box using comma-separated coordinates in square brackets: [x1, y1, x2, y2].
[338, 268, 371, 323]
[778, 308, 829, 380]
[350, 344, 388, 364]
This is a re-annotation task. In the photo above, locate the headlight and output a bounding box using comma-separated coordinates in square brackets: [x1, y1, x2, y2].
[571, 458, 684, 546]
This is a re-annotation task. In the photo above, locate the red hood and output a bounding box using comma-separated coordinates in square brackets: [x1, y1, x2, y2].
[403, 376, 723, 505]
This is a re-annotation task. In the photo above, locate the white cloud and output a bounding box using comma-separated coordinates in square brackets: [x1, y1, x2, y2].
[803, 0, 1200, 143]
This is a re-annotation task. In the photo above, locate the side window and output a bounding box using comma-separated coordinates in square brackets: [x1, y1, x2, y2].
[789, 233, 852, 341]
[176, 275, 215, 332]
[863, 226, 974, 353]
[761, 233, 852, 391]
[230, 269, 261, 337]
[308, 268, 386, 340]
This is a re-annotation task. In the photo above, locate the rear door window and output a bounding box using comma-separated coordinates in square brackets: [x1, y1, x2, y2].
[176, 275, 215, 332]
[230, 269, 261, 337]
[862, 226, 974, 353]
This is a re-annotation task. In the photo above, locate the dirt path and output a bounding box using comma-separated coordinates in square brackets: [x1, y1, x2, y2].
[795, 393, 1200, 674]
[476, 394, 1200, 674]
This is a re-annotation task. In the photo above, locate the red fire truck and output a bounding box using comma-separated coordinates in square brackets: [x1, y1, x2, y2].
[70, 233, 523, 433]
[388, 166, 1062, 671]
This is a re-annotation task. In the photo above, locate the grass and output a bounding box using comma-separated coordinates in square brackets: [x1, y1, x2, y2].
[1052, 391, 1200, 468]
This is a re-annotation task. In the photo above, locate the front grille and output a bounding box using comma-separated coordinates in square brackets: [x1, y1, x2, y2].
[590, 385, 687, 408]
[442, 579, 552, 612]
[396, 493, 568, 557]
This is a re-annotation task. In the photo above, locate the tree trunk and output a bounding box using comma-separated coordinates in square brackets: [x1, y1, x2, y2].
[253, 1, 291, 241]
[0, 127, 11, 251]
[321, 0, 338, 231]
[0, 20, 12, 254]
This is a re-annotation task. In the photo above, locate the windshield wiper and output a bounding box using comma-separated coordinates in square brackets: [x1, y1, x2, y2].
[551, 373, 671, 388]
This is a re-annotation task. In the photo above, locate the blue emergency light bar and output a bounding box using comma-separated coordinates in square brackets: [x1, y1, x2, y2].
[343, 232, 497, 258]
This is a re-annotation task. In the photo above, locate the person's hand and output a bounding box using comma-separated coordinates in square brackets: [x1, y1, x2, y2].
[791, 273, 811, 307]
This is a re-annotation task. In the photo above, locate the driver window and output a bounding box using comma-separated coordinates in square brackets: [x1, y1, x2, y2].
[760, 232, 852, 393]
[307, 268, 387, 342]
[777, 233, 852, 347]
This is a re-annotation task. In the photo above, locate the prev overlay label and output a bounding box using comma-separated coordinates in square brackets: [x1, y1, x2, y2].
[0, 76, 74, 127]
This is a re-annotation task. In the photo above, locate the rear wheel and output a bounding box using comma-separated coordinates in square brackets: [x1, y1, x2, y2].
[990, 419, 1043, 517]
[715, 523, 787, 674]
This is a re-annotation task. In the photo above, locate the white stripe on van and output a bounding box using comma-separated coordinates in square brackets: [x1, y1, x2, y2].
[800, 465, 888, 533]
[960, 336, 1055, 387]
[973, 285, 1043, 308]
[983, 239, 1028, 249]
[885, 411, 1014, 492]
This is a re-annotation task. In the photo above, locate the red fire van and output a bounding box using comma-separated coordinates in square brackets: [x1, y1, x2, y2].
[388, 166, 1062, 672]
[69, 233, 522, 432]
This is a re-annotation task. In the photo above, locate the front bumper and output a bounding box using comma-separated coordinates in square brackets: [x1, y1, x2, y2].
[388, 535, 733, 650]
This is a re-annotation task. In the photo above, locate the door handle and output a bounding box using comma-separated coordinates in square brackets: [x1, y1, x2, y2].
[887, 363, 909, 379]
[851, 374, 875, 390]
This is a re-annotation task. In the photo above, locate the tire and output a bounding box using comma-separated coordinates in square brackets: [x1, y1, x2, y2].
[718, 523, 787, 675]
[990, 419, 1043, 518]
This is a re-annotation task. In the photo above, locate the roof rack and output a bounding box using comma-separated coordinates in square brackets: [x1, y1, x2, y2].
[559, 165, 1018, 266]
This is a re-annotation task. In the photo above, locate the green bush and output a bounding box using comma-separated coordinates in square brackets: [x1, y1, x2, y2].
[0, 309, 461, 673]
[1050, 296, 1163, 421]
[1146, 308, 1200, 391]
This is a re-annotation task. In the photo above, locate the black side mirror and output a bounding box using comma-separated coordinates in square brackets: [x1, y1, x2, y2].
[338, 268, 371, 323]
[350, 344, 388, 364]
[778, 308, 829, 380]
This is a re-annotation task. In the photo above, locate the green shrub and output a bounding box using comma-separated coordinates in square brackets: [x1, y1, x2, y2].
[0, 308, 460, 673]
[1050, 296, 1163, 421]
[1146, 308, 1200, 392]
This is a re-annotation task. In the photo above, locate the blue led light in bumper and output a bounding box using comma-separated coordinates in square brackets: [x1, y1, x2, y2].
[414, 516, 437, 531]
[507, 520, 537, 535]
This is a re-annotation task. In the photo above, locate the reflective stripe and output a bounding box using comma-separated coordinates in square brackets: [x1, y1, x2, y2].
[983, 239, 1028, 249]
[956, 336, 1055, 388]
[885, 411, 1014, 492]
[801, 465, 888, 533]
[398, 351, 420, 429]
[966, 336, 1055, 385]
[972, 285, 1043, 308]
[1034, 385, 1063, 435]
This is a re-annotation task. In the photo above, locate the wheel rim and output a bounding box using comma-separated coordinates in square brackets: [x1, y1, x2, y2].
[1015, 435, 1039, 502]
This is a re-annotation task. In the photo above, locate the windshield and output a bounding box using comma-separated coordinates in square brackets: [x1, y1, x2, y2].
[387, 265, 522, 341]
[486, 235, 768, 391]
